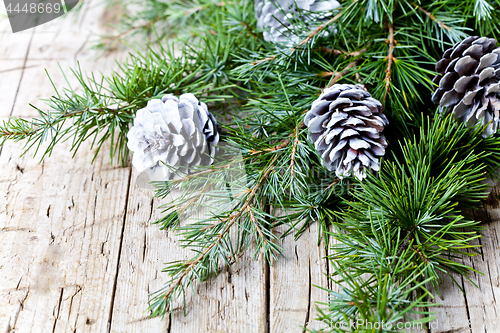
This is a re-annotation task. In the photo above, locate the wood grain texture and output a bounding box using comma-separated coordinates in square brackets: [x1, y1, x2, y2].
[270, 221, 329, 332]
[1, 1, 500, 332]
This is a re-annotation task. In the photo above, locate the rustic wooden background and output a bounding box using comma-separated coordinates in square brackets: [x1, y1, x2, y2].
[1, 1, 499, 332]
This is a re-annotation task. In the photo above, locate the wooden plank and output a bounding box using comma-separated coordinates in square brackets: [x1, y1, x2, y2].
[429, 178, 500, 333]
[106, 172, 174, 333]
[0, 1, 132, 332]
[0, 138, 131, 333]
[269, 221, 329, 332]
[428, 271, 471, 333]
[0, 17, 34, 118]
[110, 169, 269, 332]
[460, 186, 500, 333]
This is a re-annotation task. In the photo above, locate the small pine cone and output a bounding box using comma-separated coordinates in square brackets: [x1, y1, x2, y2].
[304, 84, 388, 179]
[255, 0, 340, 46]
[431, 36, 500, 137]
[127, 93, 220, 180]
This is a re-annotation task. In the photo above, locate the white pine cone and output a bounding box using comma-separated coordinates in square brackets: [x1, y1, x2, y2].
[432, 36, 500, 137]
[255, 0, 340, 46]
[127, 93, 220, 181]
[305, 84, 388, 180]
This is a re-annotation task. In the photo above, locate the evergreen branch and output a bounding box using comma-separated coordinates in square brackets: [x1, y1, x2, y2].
[18, 0, 500, 326]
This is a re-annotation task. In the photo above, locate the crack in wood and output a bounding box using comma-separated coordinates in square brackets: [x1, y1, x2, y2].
[302, 259, 312, 333]
[8, 289, 30, 332]
[52, 287, 64, 333]
[265, 260, 270, 333]
[107, 167, 133, 333]
[9, 28, 35, 118]
[461, 275, 473, 333]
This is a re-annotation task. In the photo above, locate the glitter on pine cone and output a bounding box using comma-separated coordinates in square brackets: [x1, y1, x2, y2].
[127, 93, 220, 181]
[255, 0, 340, 46]
[432, 36, 500, 137]
[304, 84, 388, 180]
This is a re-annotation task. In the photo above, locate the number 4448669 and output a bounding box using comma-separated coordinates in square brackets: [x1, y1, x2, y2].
[6, 2, 62, 14]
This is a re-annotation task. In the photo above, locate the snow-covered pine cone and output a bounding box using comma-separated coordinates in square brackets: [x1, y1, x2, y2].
[127, 93, 220, 181]
[304, 84, 388, 179]
[255, 0, 340, 46]
[431, 36, 500, 137]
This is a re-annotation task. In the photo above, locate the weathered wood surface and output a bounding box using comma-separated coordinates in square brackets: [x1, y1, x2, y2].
[0, 2, 499, 332]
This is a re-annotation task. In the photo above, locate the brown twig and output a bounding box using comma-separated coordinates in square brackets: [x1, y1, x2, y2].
[169, 161, 236, 184]
[0, 106, 123, 139]
[247, 206, 268, 244]
[290, 126, 300, 178]
[241, 21, 258, 38]
[252, 56, 277, 66]
[396, 232, 414, 258]
[383, 22, 395, 105]
[319, 46, 370, 57]
[412, 246, 429, 265]
[326, 178, 340, 190]
[294, 12, 343, 50]
[324, 60, 359, 88]
[176, 184, 212, 217]
[162, 154, 279, 301]
[411, 3, 451, 31]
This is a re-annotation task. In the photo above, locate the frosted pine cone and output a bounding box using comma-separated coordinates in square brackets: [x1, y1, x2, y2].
[127, 93, 220, 181]
[304, 84, 388, 179]
[255, 0, 340, 46]
[431, 36, 500, 137]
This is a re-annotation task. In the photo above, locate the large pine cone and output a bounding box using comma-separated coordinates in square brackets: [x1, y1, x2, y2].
[127, 93, 220, 181]
[432, 36, 500, 137]
[305, 84, 388, 179]
[255, 0, 340, 46]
